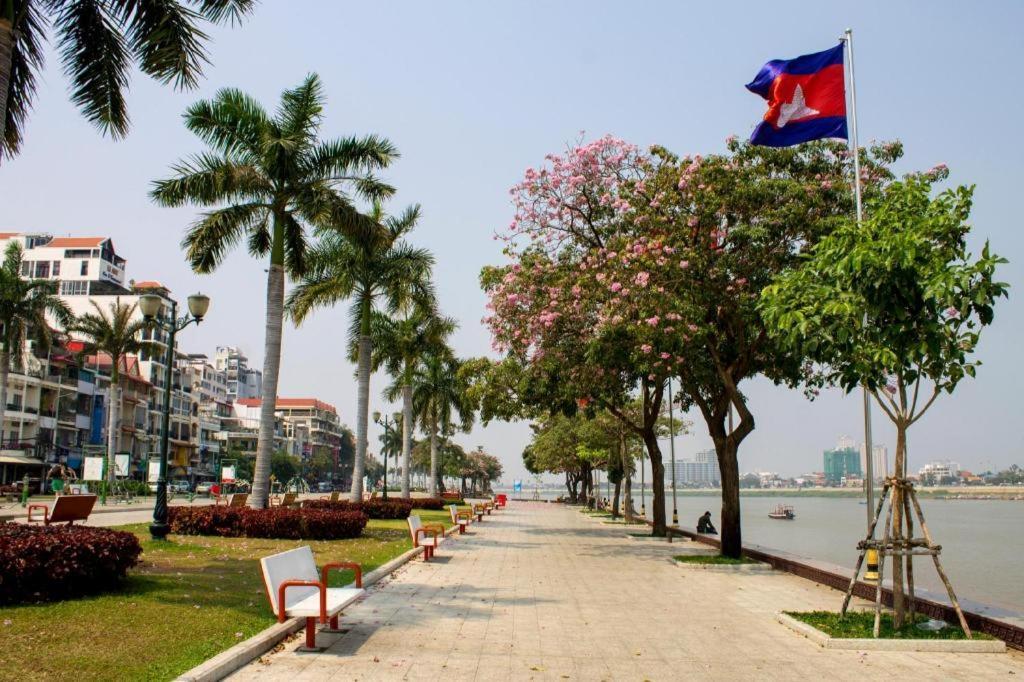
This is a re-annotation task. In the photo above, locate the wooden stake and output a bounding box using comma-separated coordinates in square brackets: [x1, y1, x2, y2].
[908, 488, 972, 638]
[903, 489, 916, 622]
[874, 490, 895, 638]
[841, 481, 890, 617]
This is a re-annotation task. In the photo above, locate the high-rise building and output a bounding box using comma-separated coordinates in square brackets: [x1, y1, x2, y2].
[671, 449, 721, 487]
[918, 460, 960, 485]
[215, 346, 262, 401]
[859, 443, 889, 480]
[824, 437, 862, 485]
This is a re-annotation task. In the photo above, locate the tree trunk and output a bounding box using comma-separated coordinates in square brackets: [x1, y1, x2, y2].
[106, 380, 120, 487]
[714, 438, 742, 558]
[611, 479, 621, 519]
[0, 17, 14, 151]
[427, 412, 438, 496]
[401, 381, 412, 497]
[891, 421, 909, 627]
[643, 431, 667, 536]
[250, 258, 285, 509]
[0, 348, 9, 446]
[350, 331, 371, 502]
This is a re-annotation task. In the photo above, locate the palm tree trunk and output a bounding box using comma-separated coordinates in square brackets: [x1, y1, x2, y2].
[351, 331, 371, 502]
[427, 412, 438, 497]
[401, 380, 412, 497]
[106, 380, 120, 487]
[0, 17, 14, 148]
[251, 241, 286, 509]
[0, 347, 10, 446]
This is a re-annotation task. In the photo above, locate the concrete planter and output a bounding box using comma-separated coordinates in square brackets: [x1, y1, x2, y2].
[776, 612, 1007, 653]
[673, 557, 775, 573]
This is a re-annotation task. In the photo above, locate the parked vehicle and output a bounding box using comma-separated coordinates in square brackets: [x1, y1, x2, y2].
[196, 482, 215, 495]
[316, 482, 333, 493]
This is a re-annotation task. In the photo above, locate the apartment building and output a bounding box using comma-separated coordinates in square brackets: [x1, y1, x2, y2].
[215, 346, 262, 401]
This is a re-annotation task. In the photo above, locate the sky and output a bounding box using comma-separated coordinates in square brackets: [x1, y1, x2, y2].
[2, 1, 1022, 482]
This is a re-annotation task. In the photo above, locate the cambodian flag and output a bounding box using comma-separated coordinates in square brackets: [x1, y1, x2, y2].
[746, 44, 847, 147]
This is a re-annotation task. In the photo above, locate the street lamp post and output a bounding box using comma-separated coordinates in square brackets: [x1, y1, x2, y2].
[372, 411, 392, 501]
[140, 292, 210, 540]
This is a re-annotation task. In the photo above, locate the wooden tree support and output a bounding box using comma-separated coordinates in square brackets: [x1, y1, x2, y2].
[839, 478, 972, 638]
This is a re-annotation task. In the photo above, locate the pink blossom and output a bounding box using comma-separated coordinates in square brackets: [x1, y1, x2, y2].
[646, 316, 660, 327]
[640, 344, 652, 354]
[634, 271, 650, 287]
[610, 282, 622, 292]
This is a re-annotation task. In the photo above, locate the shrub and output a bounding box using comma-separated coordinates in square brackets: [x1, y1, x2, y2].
[409, 497, 461, 510]
[167, 506, 367, 540]
[303, 498, 413, 519]
[0, 524, 143, 605]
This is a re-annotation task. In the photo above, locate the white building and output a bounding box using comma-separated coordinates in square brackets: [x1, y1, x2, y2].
[0, 233, 127, 293]
[860, 443, 890, 481]
[918, 460, 961, 484]
[671, 449, 721, 487]
[215, 346, 262, 401]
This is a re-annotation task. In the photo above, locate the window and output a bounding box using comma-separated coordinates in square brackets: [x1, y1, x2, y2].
[34, 261, 49, 278]
[21, 261, 31, 276]
[52, 261, 60, 276]
[60, 281, 88, 296]
[80, 260, 89, 276]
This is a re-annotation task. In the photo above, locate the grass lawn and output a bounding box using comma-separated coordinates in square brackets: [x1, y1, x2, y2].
[786, 610, 992, 640]
[0, 509, 453, 680]
[674, 554, 758, 565]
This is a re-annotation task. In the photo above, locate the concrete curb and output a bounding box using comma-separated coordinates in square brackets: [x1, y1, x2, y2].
[173, 544, 427, 682]
[673, 558, 774, 573]
[776, 612, 1007, 653]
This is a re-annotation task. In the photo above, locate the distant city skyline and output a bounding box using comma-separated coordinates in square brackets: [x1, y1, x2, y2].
[2, 2, 1021, 484]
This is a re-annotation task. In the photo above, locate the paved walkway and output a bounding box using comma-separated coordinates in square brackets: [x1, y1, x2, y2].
[230, 503, 1023, 681]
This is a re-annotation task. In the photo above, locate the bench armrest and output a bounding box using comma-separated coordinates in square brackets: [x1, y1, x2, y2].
[322, 562, 363, 588]
[277, 580, 326, 623]
[413, 528, 438, 546]
[423, 522, 446, 537]
[455, 511, 472, 520]
[27, 504, 49, 524]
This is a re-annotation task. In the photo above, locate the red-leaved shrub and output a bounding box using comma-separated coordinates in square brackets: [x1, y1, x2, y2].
[167, 506, 367, 540]
[303, 497, 460, 516]
[0, 524, 143, 605]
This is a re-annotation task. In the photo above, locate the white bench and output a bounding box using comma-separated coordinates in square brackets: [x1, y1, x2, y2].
[449, 504, 473, 534]
[407, 514, 445, 560]
[259, 546, 364, 651]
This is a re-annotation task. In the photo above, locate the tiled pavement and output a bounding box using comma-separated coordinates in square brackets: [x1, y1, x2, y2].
[228, 502, 1024, 681]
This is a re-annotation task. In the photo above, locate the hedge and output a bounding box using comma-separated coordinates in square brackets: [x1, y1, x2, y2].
[167, 506, 368, 540]
[0, 524, 143, 605]
[302, 497, 462, 518]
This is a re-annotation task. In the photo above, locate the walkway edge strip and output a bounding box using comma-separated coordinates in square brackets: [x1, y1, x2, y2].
[775, 612, 1007, 653]
[173, 544, 426, 682]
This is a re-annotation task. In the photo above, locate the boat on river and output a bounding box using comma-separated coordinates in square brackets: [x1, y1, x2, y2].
[769, 504, 795, 520]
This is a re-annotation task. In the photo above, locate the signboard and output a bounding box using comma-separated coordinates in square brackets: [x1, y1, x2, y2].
[513, 480, 522, 493]
[83, 456, 105, 482]
[114, 454, 130, 477]
[221, 465, 236, 483]
[148, 461, 161, 483]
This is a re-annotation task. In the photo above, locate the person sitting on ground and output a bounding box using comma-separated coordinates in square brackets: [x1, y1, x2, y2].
[697, 510, 717, 535]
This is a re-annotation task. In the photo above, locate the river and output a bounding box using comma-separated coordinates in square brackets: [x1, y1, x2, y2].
[500, 486, 1024, 615]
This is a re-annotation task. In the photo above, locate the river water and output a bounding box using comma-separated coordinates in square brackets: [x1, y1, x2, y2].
[502, 487, 1024, 615]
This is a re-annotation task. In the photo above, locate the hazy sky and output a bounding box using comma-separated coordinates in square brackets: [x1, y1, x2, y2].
[2, 1, 1021, 482]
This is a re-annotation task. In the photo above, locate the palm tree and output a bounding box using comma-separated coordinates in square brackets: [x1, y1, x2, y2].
[0, 242, 72, 445]
[288, 202, 434, 502]
[410, 347, 474, 496]
[377, 309, 455, 496]
[1, 0, 256, 161]
[72, 299, 154, 487]
[151, 74, 397, 508]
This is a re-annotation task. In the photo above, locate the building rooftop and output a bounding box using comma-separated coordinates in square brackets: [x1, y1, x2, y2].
[46, 236, 108, 248]
[236, 397, 337, 414]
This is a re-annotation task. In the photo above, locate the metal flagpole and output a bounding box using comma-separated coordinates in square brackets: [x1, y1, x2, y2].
[842, 28, 875, 531]
[669, 378, 678, 526]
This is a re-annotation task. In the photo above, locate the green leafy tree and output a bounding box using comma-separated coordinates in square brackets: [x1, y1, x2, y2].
[0, 242, 72, 446]
[1, 0, 256, 160]
[288, 202, 434, 502]
[376, 309, 454, 497]
[761, 170, 1008, 626]
[72, 299, 155, 486]
[304, 451, 334, 484]
[151, 74, 397, 508]
[410, 348, 474, 495]
[270, 450, 299, 484]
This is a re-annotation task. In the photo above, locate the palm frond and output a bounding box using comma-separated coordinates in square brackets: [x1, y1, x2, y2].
[119, 0, 208, 90]
[276, 72, 323, 145]
[189, 0, 257, 25]
[182, 202, 268, 273]
[1, 0, 46, 161]
[150, 152, 269, 206]
[183, 87, 269, 159]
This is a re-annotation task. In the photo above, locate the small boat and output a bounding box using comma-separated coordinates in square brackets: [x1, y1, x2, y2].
[768, 504, 795, 520]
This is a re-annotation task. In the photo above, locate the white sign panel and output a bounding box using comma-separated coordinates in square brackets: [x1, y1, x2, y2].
[83, 456, 105, 481]
[114, 454, 130, 477]
[221, 465, 236, 483]
[148, 461, 161, 483]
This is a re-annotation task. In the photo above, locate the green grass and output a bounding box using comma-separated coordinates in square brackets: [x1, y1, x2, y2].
[786, 610, 993, 640]
[0, 509, 453, 680]
[674, 554, 758, 565]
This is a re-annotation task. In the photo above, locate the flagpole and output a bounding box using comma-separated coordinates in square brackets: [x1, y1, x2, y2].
[842, 27, 875, 531]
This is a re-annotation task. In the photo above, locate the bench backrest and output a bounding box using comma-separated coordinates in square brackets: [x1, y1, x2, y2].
[496, 494, 508, 505]
[49, 494, 97, 523]
[260, 545, 320, 616]
[407, 514, 423, 541]
[325, 491, 339, 502]
[449, 505, 460, 523]
[281, 492, 297, 505]
[228, 493, 248, 507]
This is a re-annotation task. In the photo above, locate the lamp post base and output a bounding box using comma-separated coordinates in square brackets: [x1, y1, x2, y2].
[149, 521, 170, 540]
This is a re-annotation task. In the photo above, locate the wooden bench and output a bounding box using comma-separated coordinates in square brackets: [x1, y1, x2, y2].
[270, 492, 299, 508]
[495, 494, 508, 508]
[27, 494, 97, 526]
[471, 503, 486, 521]
[449, 504, 473, 534]
[216, 492, 248, 507]
[407, 514, 445, 560]
[259, 546, 364, 651]
[319, 490, 340, 503]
